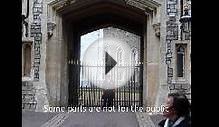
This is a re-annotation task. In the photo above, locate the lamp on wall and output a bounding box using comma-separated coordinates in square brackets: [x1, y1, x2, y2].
[180, 6, 191, 40]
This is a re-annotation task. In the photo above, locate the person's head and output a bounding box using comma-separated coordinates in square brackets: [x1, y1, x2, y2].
[163, 92, 191, 119]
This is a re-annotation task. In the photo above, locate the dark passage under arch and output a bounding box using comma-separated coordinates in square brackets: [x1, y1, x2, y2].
[63, 1, 146, 107]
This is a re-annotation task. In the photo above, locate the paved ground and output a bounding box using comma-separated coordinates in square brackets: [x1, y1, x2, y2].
[22, 111, 59, 127]
[22, 111, 164, 127]
[135, 112, 164, 127]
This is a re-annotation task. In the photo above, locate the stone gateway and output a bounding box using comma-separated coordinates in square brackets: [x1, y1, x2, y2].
[22, 0, 191, 112]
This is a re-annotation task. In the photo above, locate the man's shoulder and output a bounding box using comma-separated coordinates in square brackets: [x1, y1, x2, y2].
[176, 118, 191, 127]
[158, 118, 191, 127]
[158, 119, 166, 127]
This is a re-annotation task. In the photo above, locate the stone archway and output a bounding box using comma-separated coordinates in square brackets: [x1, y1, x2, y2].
[46, 0, 161, 108]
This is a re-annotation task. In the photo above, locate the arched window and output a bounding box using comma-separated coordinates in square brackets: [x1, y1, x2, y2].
[130, 48, 139, 83]
[176, 45, 185, 77]
[22, 43, 32, 77]
[117, 47, 123, 81]
[117, 47, 123, 65]
[131, 48, 138, 65]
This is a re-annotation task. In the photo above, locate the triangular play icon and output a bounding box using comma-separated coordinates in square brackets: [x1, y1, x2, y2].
[105, 52, 117, 74]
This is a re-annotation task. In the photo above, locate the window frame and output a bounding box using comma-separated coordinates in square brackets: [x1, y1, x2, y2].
[175, 44, 187, 80]
[22, 41, 33, 80]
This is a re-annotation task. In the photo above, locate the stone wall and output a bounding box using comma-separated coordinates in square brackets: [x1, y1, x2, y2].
[22, 0, 191, 111]
[22, 0, 49, 112]
[155, 0, 191, 107]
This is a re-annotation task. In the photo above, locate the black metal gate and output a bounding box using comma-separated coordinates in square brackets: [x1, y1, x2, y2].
[69, 61, 143, 107]
[68, 29, 144, 108]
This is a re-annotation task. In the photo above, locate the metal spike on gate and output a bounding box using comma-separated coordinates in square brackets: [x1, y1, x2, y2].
[71, 59, 73, 64]
[74, 59, 76, 65]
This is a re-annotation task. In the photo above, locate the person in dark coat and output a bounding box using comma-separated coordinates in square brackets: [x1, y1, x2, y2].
[158, 92, 191, 127]
[102, 89, 115, 107]
[101, 76, 115, 108]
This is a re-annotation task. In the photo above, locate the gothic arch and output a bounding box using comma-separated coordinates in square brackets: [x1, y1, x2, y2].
[46, 0, 161, 106]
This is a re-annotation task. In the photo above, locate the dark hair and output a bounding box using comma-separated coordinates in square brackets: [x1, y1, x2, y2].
[168, 92, 191, 117]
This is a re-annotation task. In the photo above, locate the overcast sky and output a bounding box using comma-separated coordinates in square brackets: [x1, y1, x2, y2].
[80, 29, 103, 61]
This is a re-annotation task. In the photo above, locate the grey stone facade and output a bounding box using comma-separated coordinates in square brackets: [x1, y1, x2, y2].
[22, 0, 191, 112]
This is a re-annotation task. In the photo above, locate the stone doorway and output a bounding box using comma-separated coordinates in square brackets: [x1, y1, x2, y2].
[66, 6, 146, 106]
[46, 0, 160, 107]
[68, 26, 144, 107]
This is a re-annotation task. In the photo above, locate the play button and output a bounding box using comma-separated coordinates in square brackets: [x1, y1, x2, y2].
[82, 37, 134, 89]
[105, 52, 117, 74]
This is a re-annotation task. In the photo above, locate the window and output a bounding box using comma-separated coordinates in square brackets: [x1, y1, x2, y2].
[176, 45, 185, 77]
[117, 48, 123, 81]
[117, 48, 123, 65]
[180, 0, 184, 17]
[131, 48, 138, 65]
[22, 43, 32, 77]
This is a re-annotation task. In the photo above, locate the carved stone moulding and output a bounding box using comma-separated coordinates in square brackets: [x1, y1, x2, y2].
[49, 0, 161, 14]
[126, 0, 160, 12]
[152, 23, 160, 37]
[49, 0, 77, 11]
[47, 22, 56, 38]
[22, 37, 34, 43]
